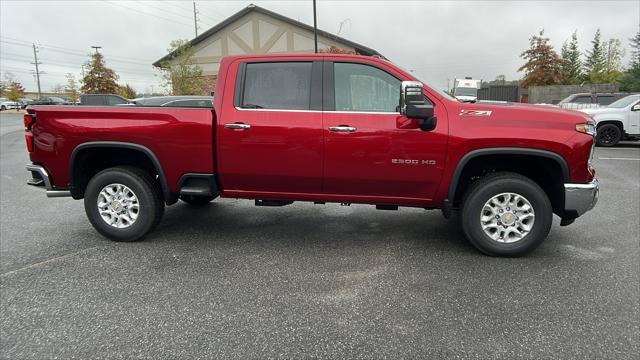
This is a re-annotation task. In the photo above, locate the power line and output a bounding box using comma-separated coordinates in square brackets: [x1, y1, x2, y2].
[102, 0, 193, 28]
[133, 0, 196, 23]
[0, 37, 154, 63]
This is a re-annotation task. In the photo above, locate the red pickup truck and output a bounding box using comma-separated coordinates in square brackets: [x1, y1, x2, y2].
[24, 54, 599, 256]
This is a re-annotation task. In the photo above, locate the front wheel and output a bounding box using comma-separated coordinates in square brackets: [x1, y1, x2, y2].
[0, 105, 6, 111]
[84, 166, 164, 242]
[461, 172, 552, 257]
[596, 124, 621, 147]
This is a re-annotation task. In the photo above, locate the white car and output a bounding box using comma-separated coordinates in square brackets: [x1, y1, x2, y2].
[580, 94, 640, 146]
[0, 98, 19, 111]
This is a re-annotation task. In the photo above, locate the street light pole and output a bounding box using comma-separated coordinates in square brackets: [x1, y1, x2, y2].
[312, 0, 318, 53]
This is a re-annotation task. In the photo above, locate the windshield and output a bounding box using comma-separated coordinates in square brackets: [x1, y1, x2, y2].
[392, 64, 458, 102]
[607, 95, 640, 108]
[454, 87, 478, 96]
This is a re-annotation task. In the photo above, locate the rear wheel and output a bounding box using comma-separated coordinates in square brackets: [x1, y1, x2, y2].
[0, 105, 6, 111]
[596, 124, 621, 147]
[461, 172, 552, 256]
[84, 166, 164, 242]
[180, 194, 215, 206]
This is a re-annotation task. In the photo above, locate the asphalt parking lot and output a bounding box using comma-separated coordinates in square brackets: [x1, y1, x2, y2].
[1, 111, 638, 359]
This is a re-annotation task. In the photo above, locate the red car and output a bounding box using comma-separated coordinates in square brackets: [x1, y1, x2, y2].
[24, 54, 599, 256]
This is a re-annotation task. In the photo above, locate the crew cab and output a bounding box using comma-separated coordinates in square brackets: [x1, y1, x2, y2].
[580, 94, 640, 146]
[24, 54, 599, 256]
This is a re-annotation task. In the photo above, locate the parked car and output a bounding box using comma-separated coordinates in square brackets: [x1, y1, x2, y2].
[19, 98, 34, 109]
[0, 97, 19, 111]
[132, 96, 213, 108]
[580, 94, 640, 146]
[558, 92, 631, 109]
[24, 53, 598, 257]
[30, 96, 71, 105]
[79, 94, 131, 106]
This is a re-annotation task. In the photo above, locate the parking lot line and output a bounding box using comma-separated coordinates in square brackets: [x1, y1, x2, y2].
[598, 157, 640, 161]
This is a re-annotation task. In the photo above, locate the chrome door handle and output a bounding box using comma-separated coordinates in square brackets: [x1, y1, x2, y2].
[328, 125, 357, 133]
[224, 123, 251, 130]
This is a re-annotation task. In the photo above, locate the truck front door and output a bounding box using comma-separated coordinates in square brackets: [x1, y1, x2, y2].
[322, 61, 448, 205]
[217, 61, 323, 195]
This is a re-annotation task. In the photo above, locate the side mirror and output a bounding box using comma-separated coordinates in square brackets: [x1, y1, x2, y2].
[632, 103, 640, 111]
[400, 81, 437, 131]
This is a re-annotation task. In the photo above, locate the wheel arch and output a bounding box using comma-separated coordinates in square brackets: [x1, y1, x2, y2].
[596, 120, 624, 131]
[69, 141, 173, 204]
[448, 148, 569, 215]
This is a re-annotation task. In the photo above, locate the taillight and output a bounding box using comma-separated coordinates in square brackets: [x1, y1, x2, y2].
[24, 113, 35, 152]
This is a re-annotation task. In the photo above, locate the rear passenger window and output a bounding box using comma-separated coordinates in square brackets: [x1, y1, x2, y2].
[596, 95, 615, 105]
[573, 96, 592, 104]
[242, 62, 312, 110]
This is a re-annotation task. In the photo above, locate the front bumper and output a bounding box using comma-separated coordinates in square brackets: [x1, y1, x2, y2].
[564, 179, 599, 218]
[26, 164, 71, 197]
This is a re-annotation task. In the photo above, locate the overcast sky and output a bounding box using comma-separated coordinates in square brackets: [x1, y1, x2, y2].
[1, 0, 638, 94]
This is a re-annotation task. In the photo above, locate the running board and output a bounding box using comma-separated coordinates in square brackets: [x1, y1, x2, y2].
[255, 200, 293, 207]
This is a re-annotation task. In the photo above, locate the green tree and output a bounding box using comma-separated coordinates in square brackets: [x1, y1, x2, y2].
[619, 31, 640, 91]
[5, 79, 26, 111]
[560, 30, 583, 84]
[159, 40, 205, 95]
[584, 29, 607, 83]
[65, 73, 80, 103]
[81, 52, 120, 94]
[118, 83, 136, 99]
[598, 38, 625, 83]
[518, 30, 563, 88]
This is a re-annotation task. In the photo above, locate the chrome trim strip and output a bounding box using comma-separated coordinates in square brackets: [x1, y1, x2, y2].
[233, 106, 399, 115]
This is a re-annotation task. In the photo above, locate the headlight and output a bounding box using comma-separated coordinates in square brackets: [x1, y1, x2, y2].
[576, 122, 596, 136]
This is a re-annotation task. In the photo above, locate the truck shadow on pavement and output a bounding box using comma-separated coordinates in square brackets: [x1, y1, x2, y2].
[147, 200, 480, 255]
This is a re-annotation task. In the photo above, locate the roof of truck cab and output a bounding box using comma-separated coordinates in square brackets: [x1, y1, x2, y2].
[221, 53, 390, 63]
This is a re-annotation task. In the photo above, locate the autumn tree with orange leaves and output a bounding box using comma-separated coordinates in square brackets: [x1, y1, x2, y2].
[518, 30, 564, 88]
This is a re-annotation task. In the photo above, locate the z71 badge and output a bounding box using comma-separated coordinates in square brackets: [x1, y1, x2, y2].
[459, 109, 492, 116]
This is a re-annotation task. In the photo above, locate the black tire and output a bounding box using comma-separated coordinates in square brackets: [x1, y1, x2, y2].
[180, 194, 215, 206]
[84, 166, 164, 242]
[0, 105, 6, 111]
[596, 124, 621, 147]
[461, 172, 552, 257]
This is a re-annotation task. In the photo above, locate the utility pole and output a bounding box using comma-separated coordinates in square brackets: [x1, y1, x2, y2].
[193, 2, 199, 37]
[31, 44, 42, 98]
[312, 0, 318, 53]
[91, 46, 102, 54]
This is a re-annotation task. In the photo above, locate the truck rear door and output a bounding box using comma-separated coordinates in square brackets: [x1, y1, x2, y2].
[216, 60, 323, 194]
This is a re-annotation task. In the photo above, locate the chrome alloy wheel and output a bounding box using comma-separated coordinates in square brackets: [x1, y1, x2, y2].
[480, 192, 535, 243]
[97, 183, 140, 228]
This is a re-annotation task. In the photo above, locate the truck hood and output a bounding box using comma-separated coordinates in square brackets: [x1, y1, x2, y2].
[453, 101, 590, 124]
[579, 107, 625, 118]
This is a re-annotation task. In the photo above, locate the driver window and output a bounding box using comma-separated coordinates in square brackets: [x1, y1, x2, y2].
[334, 62, 400, 112]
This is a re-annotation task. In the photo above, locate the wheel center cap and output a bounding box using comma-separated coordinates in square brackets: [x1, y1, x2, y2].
[501, 212, 516, 225]
[111, 201, 123, 212]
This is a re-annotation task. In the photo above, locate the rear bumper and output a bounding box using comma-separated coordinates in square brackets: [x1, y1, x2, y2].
[26, 164, 71, 197]
[564, 179, 599, 218]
